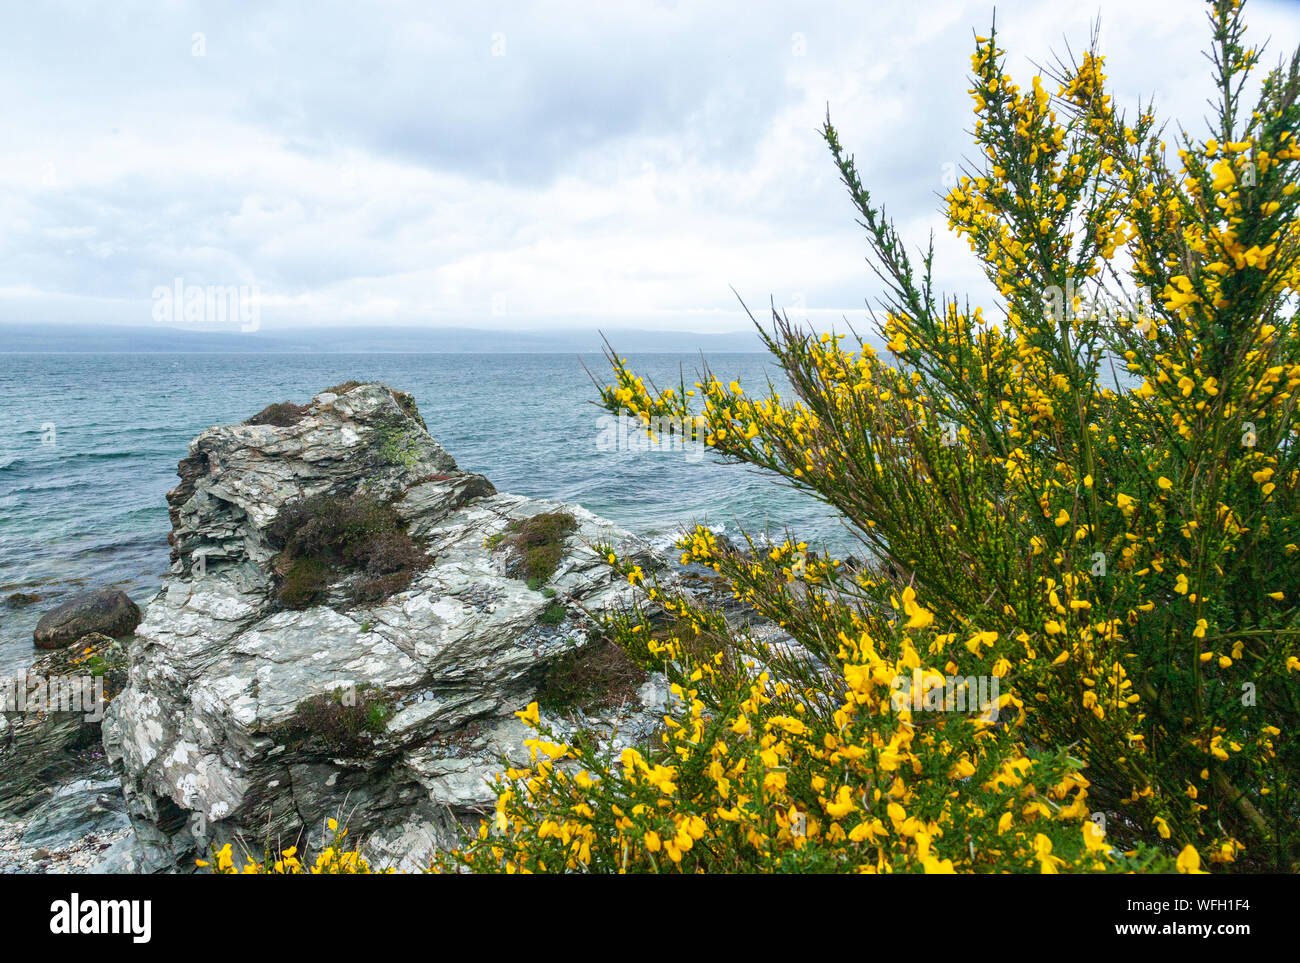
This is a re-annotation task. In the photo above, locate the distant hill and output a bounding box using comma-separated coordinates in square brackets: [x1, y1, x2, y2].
[0, 323, 769, 354]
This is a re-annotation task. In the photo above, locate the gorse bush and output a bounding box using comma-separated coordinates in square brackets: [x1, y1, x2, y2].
[450, 0, 1300, 873]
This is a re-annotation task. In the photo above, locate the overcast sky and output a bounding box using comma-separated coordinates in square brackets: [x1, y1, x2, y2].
[2, 0, 1298, 334]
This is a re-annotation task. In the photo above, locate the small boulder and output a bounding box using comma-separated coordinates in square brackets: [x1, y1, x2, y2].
[5, 592, 41, 609]
[33, 590, 141, 650]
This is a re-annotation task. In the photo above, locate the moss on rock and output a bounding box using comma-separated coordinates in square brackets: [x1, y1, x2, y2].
[491, 511, 578, 585]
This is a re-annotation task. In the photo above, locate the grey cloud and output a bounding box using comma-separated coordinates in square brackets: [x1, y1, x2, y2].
[1, 0, 1297, 331]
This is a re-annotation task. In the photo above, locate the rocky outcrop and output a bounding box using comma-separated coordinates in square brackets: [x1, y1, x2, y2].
[0, 632, 132, 872]
[104, 383, 668, 872]
[1, 635, 121, 815]
[33, 590, 141, 649]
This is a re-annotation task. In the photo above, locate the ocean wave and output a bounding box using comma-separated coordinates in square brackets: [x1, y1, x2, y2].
[0, 449, 170, 475]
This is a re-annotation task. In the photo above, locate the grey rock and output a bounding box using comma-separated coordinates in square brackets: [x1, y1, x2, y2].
[33, 590, 141, 649]
[88, 834, 140, 874]
[0, 706, 91, 816]
[637, 673, 670, 714]
[19, 773, 128, 850]
[0, 634, 133, 873]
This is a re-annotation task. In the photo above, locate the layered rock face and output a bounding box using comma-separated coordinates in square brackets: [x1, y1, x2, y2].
[104, 383, 664, 871]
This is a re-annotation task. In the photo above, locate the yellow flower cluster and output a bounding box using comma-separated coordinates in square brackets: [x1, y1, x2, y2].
[198, 820, 387, 874]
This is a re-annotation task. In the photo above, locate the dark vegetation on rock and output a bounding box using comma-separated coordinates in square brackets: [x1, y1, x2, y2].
[273, 685, 395, 757]
[267, 491, 428, 609]
[537, 601, 568, 625]
[244, 401, 310, 427]
[490, 511, 578, 585]
[390, 389, 426, 429]
[5, 592, 40, 609]
[536, 638, 647, 713]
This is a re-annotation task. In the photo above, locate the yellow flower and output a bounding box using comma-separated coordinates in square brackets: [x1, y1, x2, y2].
[922, 855, 956, 874]
[1210, 158, 1236, 192]
[515, 702, 540, 727]
[849, 819, 885, 843]
[906, 607, 934, 630]
[825, 785, 857, 819]
[1034, 834, 1062, 873]
[1082, 821, 1109, 853]
[1176, 845, 1206, 874]
[900, 585, 935, 629]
